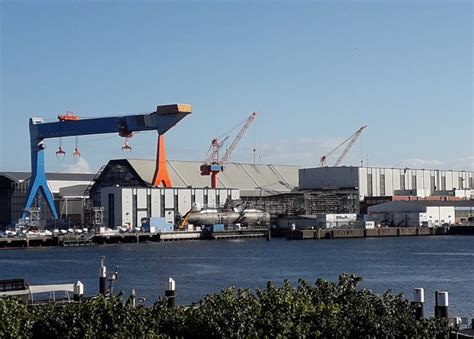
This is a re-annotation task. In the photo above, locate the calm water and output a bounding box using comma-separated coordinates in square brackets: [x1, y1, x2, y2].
[0, 236, 473, 317]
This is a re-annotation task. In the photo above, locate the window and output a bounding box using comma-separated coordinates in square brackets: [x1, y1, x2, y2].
[400, 175, 406, 190]
[380, 174, 385, 196]
[160, 193, 165, 217]
[412, 175, 417, 190]
[458, 176, 463, 189]
[431, 175, 436, 191]
[204, 193, 208, 206]
[174, 193, 179, 214]
[470, 177, 473, 189]
[132, 194, 137, 228]
[147, 193, 151, 218]
[108, 194, 114, 228]
[441, 176, 446, 191]
[367, 173, 373, 197]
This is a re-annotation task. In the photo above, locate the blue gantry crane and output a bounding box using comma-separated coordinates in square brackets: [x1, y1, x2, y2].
[23, 104, 192, 219]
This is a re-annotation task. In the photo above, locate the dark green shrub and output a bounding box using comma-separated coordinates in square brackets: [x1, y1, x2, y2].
[0, 274, 452, 338]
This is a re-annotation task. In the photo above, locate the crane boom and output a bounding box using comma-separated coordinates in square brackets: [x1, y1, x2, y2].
[204, 136, 230, 164]
[334, 125, 367, 166]
[319, 125, 367, 167]
[220, 112, 257, 164]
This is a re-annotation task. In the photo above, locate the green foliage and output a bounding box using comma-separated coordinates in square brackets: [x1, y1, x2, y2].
[0, 274, 452, 338]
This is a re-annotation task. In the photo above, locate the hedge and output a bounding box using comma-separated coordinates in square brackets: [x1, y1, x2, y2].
[0, 274, 451, 338]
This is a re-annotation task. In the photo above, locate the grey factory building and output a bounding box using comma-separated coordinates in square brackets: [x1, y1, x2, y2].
[299, 166, 474, 201]
[2, 162, 473, 228]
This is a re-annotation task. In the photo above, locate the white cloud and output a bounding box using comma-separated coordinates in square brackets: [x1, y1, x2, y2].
[60, 157, 93, 173]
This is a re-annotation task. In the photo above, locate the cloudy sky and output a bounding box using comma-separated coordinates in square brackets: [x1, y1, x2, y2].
[1, 0, 472, 174]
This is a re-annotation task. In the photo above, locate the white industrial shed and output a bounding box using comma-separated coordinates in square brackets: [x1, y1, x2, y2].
[367, 201, 474, 227]
[93, 159, 299, 197]
[100, 186, 240, 228]
[299, 166, 474, 201]
[3, 172, 95, 226]
[90, 159, 299, 228]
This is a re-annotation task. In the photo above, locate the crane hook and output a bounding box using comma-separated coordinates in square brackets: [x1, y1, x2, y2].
[121, 138, 132, 152]
[56, 146, 66, 161]
[72, 147, 81, 162]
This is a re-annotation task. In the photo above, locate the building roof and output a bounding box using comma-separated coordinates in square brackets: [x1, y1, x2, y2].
[111, 159, 299, 195]
[59, 184, 90, 197]
[0, 172, 31, 182]
[0, 172, 95, 183]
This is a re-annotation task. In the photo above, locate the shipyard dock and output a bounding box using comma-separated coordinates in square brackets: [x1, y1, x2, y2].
[1, 226, 474, 249]
[286, 226, 451, 240]
[0, 228, 270, 249]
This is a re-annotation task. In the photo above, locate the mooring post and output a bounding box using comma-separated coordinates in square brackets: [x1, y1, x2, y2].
[266, 229, 271, 241]
[130, 289, 136, 308]
[73, 281, 84, 301]
[434, 290, 449, 318]
[411, 288, 424, 320]
[99, 256, 107, 295]
[165, 277, 176, 308]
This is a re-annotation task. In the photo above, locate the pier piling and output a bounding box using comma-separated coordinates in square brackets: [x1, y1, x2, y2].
[73, 281, 84, 301]
[411, 288, 424, 320]
[435, 290, 449, 319]
[99, 257, 107, 295]
[165, 277, 176, 308]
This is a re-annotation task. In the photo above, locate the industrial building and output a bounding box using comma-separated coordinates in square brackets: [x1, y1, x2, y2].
[0, 172, 94, 227]
[368, 200, 474, 227]
[90, 159, 299, 228]
[90, 159, 299, 203]
[0, 159, 299, 227]
[100, 186, 239, 228]
[299, 166, 474, 201]
[276, 214, 358, 229]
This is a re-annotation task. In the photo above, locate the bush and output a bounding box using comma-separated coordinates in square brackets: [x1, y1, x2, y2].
[0, 274, 451, 338]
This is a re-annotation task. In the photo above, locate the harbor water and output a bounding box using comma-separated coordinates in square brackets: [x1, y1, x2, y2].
[0, 236, 472, 318]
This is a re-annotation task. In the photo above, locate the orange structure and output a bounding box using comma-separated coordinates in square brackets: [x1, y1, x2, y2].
[58, 111, 81, 122]
[152, 134, 172, 187]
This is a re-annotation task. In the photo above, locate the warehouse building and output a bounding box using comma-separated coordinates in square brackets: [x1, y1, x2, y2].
[90, 159, 299, 204]
[367, 200, 474, 227]
[91, 159, 299, 228]
[0, 172, 94, 227]
[0, 159, 299, 227]
[299, 166, 474, 201]
[276, 213, 358, 230]
[100, 186, 239, 228]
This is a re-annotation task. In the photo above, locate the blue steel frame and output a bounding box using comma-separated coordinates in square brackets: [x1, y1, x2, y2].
[23, 107, 190, 219]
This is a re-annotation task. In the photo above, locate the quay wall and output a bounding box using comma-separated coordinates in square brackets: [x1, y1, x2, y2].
[286, 226, 453, 240]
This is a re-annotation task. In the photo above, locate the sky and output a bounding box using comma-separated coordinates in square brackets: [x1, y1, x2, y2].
[0, 0, 472, 174]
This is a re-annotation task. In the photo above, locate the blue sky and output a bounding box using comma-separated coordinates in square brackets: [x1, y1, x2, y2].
[1, 0, 472, 174]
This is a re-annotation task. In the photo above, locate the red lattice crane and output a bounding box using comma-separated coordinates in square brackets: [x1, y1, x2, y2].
[201, 112, 258, 188]
[319, 125, 367, 167]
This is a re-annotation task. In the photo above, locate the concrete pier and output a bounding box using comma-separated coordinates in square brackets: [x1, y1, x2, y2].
[286, 226, 451, 240]
[0, 229, 269, 249]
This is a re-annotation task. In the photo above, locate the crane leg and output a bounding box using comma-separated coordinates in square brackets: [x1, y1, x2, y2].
[152, 134, 172, 188]
[23, 146, 59, 219]
[210, 172, 218, 188]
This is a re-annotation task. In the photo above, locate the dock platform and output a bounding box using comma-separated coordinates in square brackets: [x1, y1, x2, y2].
[286, 226, 452, 240]
[0, 229, 269, 249]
